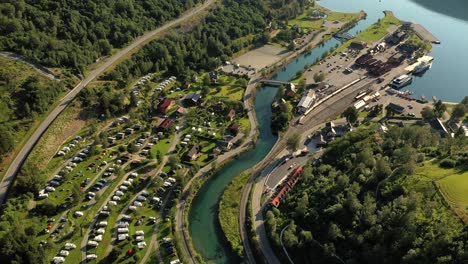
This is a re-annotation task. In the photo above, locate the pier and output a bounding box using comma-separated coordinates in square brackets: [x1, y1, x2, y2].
[410, 23, 441, 44]
[404, 55, 434, 72]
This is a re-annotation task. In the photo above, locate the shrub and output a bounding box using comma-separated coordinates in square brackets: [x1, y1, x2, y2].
[439, 158, 456, 168]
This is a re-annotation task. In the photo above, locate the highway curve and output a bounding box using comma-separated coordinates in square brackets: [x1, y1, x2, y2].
[0, 0, 217, 207]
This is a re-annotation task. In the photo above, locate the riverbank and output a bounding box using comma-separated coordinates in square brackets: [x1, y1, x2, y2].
[218, 171, 251, 258]
[184, 5, 368, 263]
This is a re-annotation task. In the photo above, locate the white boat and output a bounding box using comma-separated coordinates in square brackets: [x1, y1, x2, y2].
[413, 61, 432, 75]
[390, 74, 413, 89]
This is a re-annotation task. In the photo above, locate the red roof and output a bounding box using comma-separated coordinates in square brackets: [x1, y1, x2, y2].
[158, 98, 174, 113]
[159, 118, 174, 130]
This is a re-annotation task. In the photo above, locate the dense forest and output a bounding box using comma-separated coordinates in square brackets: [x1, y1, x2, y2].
[104, 0, 269, 86]
[0, 0, 201, 73]
[266, 126, 468, 264]
[0, 0, 203, 160]
[0, 57, 67, 161]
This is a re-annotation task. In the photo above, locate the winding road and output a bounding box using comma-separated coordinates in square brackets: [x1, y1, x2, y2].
[0, 0, 217, 208]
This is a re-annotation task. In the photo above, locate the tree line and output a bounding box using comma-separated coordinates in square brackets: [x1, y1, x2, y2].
[266, 126, 468, 264]
[0, 0, 201, 73]
[104, 0, 269, 85]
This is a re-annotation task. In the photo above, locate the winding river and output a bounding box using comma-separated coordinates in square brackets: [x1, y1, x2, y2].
[189, 0, 467, 263]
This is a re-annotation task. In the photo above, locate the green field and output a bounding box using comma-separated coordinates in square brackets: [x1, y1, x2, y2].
[334, 11, 401, 54]
[287, 6, 361, 30]
[411, 162, 468, 220]
[355, 11, 401, 43]
[438, 172, 468, 217]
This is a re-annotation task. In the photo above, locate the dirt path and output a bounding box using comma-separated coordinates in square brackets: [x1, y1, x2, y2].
[0, 51, 59, 80]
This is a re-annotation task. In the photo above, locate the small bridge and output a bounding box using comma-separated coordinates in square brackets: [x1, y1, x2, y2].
[259, 80, 297, 86]
[334, 32, 354, 41]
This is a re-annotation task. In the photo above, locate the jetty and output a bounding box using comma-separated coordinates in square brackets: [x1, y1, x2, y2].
[404, 55, 434, 72]
[410, 23, 440, 44]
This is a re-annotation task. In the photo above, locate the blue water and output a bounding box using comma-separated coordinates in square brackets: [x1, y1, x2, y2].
[188, 9, 370, 263]
[188, 86, 278, 263]
[319, 0, 468, 102]
[189, 0, 467, 263]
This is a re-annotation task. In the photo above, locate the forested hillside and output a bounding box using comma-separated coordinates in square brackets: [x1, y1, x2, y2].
[104, 0, 269, 86]
[266, 126, 468, 264]
[0, 56, 68, 162]
[0, 0, 201, 72]
[0, 1, 278, 262]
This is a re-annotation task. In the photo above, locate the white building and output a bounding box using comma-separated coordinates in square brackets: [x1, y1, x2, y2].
[297, 90, 316, 113]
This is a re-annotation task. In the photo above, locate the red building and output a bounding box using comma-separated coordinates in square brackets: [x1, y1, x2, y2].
[157, 98, 174, 114]
[270, 166, 303, 208]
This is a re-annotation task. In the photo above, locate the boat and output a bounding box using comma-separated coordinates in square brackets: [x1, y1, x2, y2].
[413, 61, 432, 75]
[390, 74, 413, 89]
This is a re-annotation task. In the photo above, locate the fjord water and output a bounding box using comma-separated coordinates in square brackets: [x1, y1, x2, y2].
[188, 20, 369, 264]
[319, 0, 468, 102]
[189, 0, 467, 263]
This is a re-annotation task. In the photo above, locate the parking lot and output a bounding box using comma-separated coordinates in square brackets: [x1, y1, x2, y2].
[303, 49, 368, 87]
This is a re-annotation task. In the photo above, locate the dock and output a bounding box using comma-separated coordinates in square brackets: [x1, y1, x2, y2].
[410, 23, 440, 44]
[404, 55, 434, 72]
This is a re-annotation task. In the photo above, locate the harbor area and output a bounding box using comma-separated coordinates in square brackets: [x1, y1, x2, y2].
[295, 22, 439, 122]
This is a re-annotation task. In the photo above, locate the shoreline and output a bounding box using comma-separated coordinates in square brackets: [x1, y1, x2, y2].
[179, 6, 368, 263]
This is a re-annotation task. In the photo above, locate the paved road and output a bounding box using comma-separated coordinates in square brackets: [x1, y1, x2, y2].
[175, 66, 261, 264]
[239, 77, 379, 264]
[0, 0, 217, 208]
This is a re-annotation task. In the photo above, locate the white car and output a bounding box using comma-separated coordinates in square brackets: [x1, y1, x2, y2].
[64, 243, 76, 250]
[117, 228, 129, 233]
[87, 241, 98, 247]
[59, 250, 69, 257]
[45, 186, 56, 192]
[52, 256, 65, 263]
[86, 254, 97, 260]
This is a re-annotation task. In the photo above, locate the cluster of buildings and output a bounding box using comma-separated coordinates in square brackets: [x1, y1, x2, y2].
[353, 28, 419, 76]
[315, 121, 354, 146]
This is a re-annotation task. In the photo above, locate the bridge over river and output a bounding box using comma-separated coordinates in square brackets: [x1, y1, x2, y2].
[259, 79, 298, 86]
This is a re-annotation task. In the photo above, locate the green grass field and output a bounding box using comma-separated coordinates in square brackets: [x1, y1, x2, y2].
[437, 172, 468, 216]
[333, 11, 401, 54]
[410, 162, 468, 220]
[287, 6, 360, 31]
[355, 11, 401, 43]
